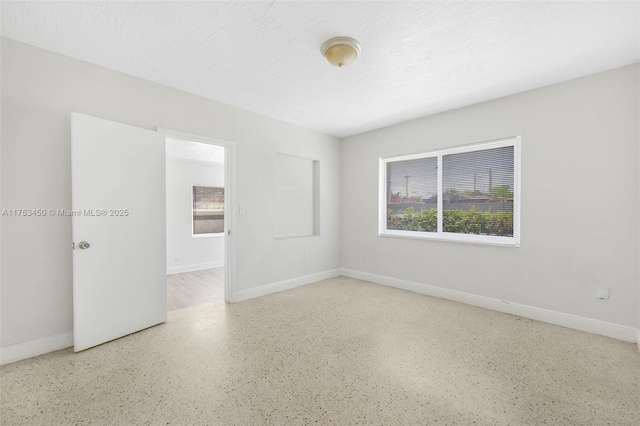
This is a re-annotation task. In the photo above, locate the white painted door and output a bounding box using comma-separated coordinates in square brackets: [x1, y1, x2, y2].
[71, 113, 167, 352]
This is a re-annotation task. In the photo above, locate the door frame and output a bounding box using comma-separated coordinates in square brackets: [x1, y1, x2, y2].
[158, 127, 236, 303]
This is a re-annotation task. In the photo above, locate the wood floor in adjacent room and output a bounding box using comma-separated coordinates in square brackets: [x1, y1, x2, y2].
[167, 267, 224, 311]
[1, 276, 639, 425]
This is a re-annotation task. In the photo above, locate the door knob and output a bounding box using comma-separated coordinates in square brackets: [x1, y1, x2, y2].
[78, 241, 91, 249]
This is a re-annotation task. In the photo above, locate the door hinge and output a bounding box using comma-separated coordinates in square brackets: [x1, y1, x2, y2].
[72, 242, 75, 249]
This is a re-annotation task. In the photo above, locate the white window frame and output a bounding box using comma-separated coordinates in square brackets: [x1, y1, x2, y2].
[379, 136, 521, 247]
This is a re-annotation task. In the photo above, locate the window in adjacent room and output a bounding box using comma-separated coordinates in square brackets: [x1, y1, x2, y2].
[192, 185, 224, 236]
[380, 136, 520, 246]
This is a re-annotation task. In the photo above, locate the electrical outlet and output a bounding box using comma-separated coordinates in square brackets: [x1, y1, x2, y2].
[238, 204, 247, 215]
[304, 251, 309, 260]
[596, 286, 609, 300]
[174, 257, 180, 264]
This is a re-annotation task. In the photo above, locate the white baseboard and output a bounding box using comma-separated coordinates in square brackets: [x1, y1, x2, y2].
[5, 270, 636, 364]
[232, 269, 342, 303]
[167, 260, 224, 275]
[341, 268, 638, 343]
[1, 331, 73, 365]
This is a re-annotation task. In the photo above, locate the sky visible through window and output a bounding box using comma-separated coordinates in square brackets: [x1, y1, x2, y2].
[388, 157, 437, 201]
[388, 146, 514, 200]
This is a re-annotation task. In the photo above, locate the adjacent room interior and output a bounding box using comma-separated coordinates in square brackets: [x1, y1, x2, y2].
[166, 137, 227, 311]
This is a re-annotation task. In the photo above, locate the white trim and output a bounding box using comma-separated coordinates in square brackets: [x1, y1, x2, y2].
[513, 137, 522, 246]
[340, 268, 638, 343]
[381, 229, 518, 247]
[231, 269, 341, 303]
[437, 154, 443, 232]
[192, 233, 224, 239]
[167, 260, 224, 275]
[378, 157, 388, 234]
[5, 273, 636, 363]
[1, 332, 73, 365]
[381, 136, 520, 161]
[157, 127, 236, 304]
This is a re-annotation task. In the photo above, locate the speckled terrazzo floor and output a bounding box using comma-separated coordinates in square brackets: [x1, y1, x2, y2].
[1, 277, 639, 425]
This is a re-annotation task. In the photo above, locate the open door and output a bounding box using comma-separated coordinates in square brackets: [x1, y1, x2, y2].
[71, 113, 167, 351]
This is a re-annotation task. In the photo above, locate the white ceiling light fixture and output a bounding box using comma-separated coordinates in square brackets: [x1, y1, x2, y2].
[321, 36, 361, 67]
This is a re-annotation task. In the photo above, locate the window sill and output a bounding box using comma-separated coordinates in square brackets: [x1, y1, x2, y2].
[192, 233, 225, 239]
[379, 230, 519, 247]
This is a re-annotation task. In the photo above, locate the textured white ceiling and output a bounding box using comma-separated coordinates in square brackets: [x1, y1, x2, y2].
[2, 1, 638, 137]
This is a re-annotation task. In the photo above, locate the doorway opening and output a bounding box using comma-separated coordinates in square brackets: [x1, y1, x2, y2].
[162, 131, 234, 310]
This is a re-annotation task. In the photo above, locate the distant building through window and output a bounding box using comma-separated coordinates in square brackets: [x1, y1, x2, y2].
[193, 186, 224, 235]
[380, 137, 520, 246]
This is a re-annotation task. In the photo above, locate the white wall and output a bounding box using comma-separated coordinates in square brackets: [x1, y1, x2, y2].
[0, 39, 341, 349]
[1, 37, 637, 358]
[166, 158, 225, 274]
[341, 64, 640, 329]
[274, 154, 317, 239]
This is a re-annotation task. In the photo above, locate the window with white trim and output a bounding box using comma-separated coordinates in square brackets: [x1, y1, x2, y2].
[379, 137, 520, 246]
[193, 185, 224, 236]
